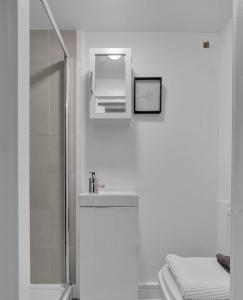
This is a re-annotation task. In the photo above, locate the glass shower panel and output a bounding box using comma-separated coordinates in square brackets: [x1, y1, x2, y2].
[30, 0, 65, 284]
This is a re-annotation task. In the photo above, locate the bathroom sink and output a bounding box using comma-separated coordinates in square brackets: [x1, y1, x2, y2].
[79, 191, 139, 207]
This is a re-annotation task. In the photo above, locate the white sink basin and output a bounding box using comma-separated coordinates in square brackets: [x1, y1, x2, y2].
[79, 191, 139, 207]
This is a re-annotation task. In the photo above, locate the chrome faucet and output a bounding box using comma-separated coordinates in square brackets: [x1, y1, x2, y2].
[89, 172, 105, 194]
[89, 172, 96, 194]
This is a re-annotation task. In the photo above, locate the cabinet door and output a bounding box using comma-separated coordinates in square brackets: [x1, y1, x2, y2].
[89, 48, 131, 119]
[79, 207, 138, 300]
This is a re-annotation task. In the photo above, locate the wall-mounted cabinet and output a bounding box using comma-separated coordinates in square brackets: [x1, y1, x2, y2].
[89, 48, 132, 119]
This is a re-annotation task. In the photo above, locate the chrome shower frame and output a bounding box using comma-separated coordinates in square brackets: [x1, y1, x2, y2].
[40, 0, 72, 298]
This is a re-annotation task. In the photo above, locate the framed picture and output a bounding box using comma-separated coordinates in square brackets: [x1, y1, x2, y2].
[134, 77, 162, 114]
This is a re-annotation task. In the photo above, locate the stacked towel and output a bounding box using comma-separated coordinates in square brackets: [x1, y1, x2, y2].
[166, 254, 230, 300]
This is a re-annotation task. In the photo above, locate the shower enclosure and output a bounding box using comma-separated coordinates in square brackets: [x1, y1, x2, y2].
[29, 0, 76, 299]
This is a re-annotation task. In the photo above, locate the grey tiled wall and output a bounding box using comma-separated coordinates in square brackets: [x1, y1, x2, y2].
[30, 30, 76, 284]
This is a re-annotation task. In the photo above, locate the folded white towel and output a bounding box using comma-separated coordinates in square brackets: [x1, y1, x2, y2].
[166, 254, 230, 300]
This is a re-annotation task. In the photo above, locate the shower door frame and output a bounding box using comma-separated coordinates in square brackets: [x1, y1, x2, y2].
[40, 0, 71, 290]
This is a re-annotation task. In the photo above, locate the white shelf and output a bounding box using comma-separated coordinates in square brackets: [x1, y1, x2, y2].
[96, 97, 126, 101]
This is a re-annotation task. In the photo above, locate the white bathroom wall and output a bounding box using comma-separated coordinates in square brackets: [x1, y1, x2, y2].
[218, 19, 233, 204]
[77, 31, 221, 283]
[0, 1, 18, 299]
[0, 0, 30, 299]
[0, 0, 26, 299]
[231, 0, 243, 298]
[217, 19, 232, 255]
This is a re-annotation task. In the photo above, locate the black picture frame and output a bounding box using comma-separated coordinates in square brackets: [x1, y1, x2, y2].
[134, 77, 162, 114]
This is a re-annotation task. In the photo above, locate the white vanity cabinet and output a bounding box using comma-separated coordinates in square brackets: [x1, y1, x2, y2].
[79, 192, 138, 300]
[89, 48, 132, 119]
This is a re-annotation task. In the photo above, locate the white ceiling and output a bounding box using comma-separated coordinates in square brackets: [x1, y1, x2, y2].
[30, 0, 232, 32]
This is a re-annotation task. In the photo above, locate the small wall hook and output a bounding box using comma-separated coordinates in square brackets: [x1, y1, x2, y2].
[203, 41, 210, 48]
